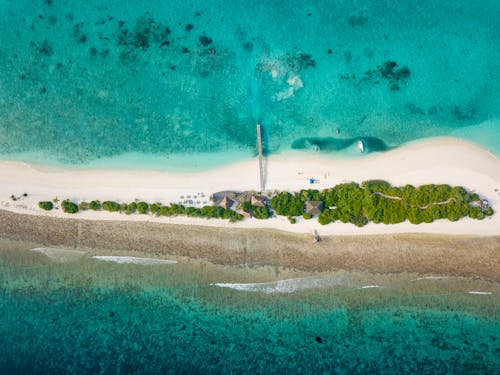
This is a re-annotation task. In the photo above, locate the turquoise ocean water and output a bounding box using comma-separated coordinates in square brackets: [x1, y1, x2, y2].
[0, 0, 499, 169]
[1, 1, 500, 373]
[0, 242, 499, 374]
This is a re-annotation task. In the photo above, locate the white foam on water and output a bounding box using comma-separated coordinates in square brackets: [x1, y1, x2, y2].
[31, 247, 86, 262]
[92, 256, 177, 265]
[413, 276, 448, 281]
[211, 275, 350, 294]
[467, 291, 493, 295]
[361, 285, 382, 289]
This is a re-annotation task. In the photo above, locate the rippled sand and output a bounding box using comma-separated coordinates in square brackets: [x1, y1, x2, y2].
[1, 209, 498, 279]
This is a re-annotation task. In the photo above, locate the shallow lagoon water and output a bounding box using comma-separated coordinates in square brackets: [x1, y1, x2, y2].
[0, 0, 499, 170]
[0, 242, 498, 374]
[1, 1, 499, 373]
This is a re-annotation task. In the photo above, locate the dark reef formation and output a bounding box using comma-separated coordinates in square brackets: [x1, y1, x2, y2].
[364, 61, 411, 91]
[116, 16, 171, 53]
[339, 60, 411, 92]
[198, 35, 213, 47]
[404, 101, 478, 123]
[347, 15, 368, 27]
[286, 52, 316, 71]
[31, 39, 54, 56]
[451, 102, 477, 121]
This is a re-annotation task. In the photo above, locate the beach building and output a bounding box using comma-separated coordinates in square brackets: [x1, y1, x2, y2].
[251, 195, 267, 207]
[480, 199, 490, 210]
[304, 201, 324, 216]
[217, 196, 234, 210]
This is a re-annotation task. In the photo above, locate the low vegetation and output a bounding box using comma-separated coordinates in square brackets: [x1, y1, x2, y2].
[241, 201, 272, 219]
[38, 201, 53, 211]
[89, 200, 101, 210]
[38, 181, 493, 226]
[61, 200, 78, 214]
[318, 181, 492, 226]
[272, 181, 492, 226]
[102, 201, 120, 212]
[40, 199, 244, 222]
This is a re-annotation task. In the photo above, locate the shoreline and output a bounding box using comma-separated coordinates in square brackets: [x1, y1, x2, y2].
[1, 208, 499, 279]
[0, 136, 499, 236]
[1, 136, 499, 174]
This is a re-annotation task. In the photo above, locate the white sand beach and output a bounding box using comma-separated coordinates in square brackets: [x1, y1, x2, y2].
[1, 137, 499, 236]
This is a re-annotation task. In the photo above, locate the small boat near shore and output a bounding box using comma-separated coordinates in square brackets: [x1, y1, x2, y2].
[357, 140, 365, 153]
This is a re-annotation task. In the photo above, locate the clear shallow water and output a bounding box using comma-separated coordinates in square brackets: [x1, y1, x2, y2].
[0, 0, 499, 169]
[0, 244, 499, 374]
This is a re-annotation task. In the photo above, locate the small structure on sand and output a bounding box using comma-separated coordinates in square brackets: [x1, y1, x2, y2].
[313, 230, 321, 243]
[304, 201, 324, 216]
[472, 198, 491, 211]
[480, 199, 490, 210]
[251, 195, 267, 207]
[217, 196, 234, 210]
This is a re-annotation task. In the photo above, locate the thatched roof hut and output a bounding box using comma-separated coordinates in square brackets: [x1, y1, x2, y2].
[304, 200, 324, 215]
[251, 195, 267, 207]
[217, 196, 234, 209]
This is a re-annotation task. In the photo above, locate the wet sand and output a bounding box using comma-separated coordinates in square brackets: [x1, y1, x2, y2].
[1, 209, 498, 279]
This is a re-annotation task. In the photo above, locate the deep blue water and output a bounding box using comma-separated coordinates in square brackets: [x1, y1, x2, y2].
[0, 246, 499, 374]
[0, 0, 499, 169]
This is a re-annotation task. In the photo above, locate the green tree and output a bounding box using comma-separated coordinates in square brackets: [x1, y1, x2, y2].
[350, 214, 368, 227]
[270, 192, 304, 216]
[150, 203, 162, 214]
[318, 209, 336, 225]
[89, 200, 101, 210]
[102, 201, 120, 212]
[468, 206, 484, 220]
[322, 188, 337, 207]
[186, 207, 202, 217]
[136, 202, 149, 214]
[38, 201, 53, 210]
[160, 206, 173, 216]
[128, 202, 137, 213]
[241, 201, 252, 211]
[252, 205, 272, 219]
[61, 200, 79, 214]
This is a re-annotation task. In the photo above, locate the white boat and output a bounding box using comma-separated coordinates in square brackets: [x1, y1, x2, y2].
[357, 140, 365, 153]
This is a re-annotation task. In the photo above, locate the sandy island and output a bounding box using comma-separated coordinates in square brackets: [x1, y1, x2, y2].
[0, 137, 499, 236]
[0, 137, 499, 276]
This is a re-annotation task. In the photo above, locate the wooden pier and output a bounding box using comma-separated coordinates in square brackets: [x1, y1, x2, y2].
[256, 124, 264, 192]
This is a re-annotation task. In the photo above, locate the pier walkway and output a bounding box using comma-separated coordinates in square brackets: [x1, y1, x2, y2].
[256, 124, 264, 192]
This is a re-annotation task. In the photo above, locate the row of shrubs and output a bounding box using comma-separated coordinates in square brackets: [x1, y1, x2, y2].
[38, 199, 244, 222]
[270, 189, 322, 217]
[270, 181, 494, 227]
[240, 201, 272, 219]
[37, 181, 494, 226]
